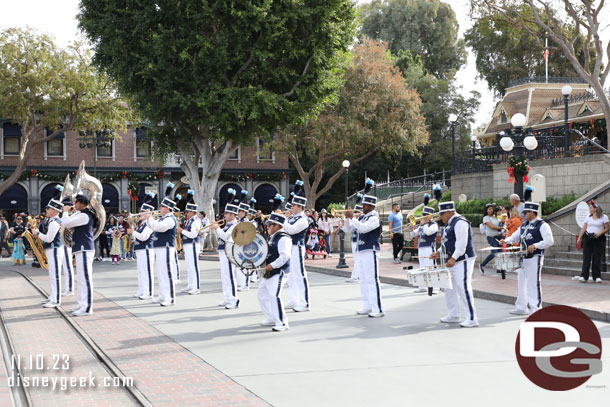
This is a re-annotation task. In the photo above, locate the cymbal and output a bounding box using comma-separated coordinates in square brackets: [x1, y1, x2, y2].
[232, 222, 256, 246]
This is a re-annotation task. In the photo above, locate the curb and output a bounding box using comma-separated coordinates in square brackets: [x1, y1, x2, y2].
[198, 258, 610, 323]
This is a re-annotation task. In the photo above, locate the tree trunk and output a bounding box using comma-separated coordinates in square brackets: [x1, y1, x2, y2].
[178, 137, 235, 246]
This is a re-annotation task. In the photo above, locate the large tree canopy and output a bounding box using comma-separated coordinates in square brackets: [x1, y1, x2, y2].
[465, 4, 596, 96]
[78, 0, 358, 214]
[360, 0, 466, 79]
[275, 38, 429, 208]
[0, 27, 133, 195]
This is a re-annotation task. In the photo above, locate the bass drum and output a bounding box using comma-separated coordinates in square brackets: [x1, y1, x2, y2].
[232, 233, 268, 269]
[225, 240, 238, 267]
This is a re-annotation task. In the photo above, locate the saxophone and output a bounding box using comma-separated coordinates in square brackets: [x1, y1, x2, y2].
[23, 216, 48, 270]
[60, 161, 106, 247]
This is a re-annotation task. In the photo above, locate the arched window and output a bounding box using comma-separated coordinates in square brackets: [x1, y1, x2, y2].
[0, 184, 28, 211]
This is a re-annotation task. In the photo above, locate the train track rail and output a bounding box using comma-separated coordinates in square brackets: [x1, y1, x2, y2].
[0, 268, 154, 407]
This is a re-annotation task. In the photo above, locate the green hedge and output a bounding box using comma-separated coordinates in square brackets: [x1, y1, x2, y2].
[413, 193, 578, 226]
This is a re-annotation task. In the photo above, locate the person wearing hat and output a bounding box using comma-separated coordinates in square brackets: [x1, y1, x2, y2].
[143, 183, 178, 307]
[431, 201, 478, 327]
[283, 181, 311, 312]
[177, 190, 202, 295]
[411, 206, 439, 294]
[126, 194, 156, 300]
[247, 198, 261, 283]
[31, 189, 65, 308]
[344, 190, 384, 318]
[60, 196, 75, 297]
[235, 191, 251, 291]
[501, 202, 554, 315]
[211, 194, 240, 309]
[61, 193, 98, 316]
[259, 212, 292, 331]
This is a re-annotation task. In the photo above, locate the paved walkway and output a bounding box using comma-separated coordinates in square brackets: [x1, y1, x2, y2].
[0, 260, 268, 407]
[299, 243, 610, 321]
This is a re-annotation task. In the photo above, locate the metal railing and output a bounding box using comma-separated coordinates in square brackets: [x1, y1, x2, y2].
[454, 130, 609, 174]
[346, 170, 451, 207]
[507, 76, 587, 88]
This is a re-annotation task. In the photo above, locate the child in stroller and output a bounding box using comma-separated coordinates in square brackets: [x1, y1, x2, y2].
[305, 228, 327, 259]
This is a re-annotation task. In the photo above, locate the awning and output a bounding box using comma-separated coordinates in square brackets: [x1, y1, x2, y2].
[102, 183, 119, 209]
[40, 183, 61, 210]
[0, 184, 28, 210]
[254, 183, 278, 209]
[3, 123, 21, 137]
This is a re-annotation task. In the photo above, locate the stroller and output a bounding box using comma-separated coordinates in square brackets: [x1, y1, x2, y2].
[305, 228, 327, 259]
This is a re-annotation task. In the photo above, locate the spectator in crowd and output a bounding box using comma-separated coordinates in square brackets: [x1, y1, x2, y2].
[509, 194, 525, 221]
[505, 207, 523, 238]
[98, 215, 110, 259]
[318, 209, 333, 257]
[10, 216, 26, 240]
[479, 203, 504, 273]
[1, 216, 12, 257]
[12, 234, 26, 265]
[577, 200, 609, 283]
[388, 203, 404, 264]
[109, 218, 123, 265]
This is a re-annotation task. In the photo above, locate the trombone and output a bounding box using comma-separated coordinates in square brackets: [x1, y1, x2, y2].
[330, 208, 362, 218]
[197, 219, 226, 233]
[380, 213, 441, 237]
[127, 210, 183, 219]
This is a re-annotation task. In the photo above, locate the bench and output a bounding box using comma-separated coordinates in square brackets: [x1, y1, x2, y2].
[400, 235, 442, 261]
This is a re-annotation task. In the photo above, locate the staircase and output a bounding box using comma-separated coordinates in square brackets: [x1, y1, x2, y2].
[543, 249, 610, 279]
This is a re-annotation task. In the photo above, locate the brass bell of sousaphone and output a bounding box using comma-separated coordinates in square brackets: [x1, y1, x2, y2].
[60, 160, 106, 247]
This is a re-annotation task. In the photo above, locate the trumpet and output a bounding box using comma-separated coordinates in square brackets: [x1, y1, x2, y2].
[129, 210, 183, 219]
[407, 213, 441, 226]
[197, 219, 226, 232]
[330, 208, 362, 217]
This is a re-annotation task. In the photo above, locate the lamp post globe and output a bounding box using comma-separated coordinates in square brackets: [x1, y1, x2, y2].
[523, 136, 538, 151]
[448, 114, 458, 123]
[500, 137, 514, 152]
[342, 160, 350, 168]
[510, 113, 526, 128]
[561, 85, 573, 96]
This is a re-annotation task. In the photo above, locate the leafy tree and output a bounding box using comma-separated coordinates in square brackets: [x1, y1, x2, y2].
[472, 0, 610, 131]
[275, 38, 429, 209]
[0, 28, 133, 196]
[360, 0, 466, 79]
[393, 51, 480, 174]
[78, 0, 358, 215]
[465, 4, 595, 96]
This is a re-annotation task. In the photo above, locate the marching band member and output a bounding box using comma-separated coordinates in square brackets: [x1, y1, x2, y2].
[431, 202, 478, 327]
[248, 198, 260, 283]
[60, 195, 75, 296]
[173, 194, 183, 282]
[61, 193, 97, 316]
[412, 205, 439, 294]
[144, 184, 178, 307]
[127, 194, 156, 300]
[283, 181, 311, 312]
[178, 190, 202, 295]
[32, 188, 65, 308]
[343, 193, 363, 283]
[259, 212, 292, 332]
[235, 190, 251, 291]
[211, 189, 240, 309]
[501, 202, 554, 315]
[344, 185, 384, 317]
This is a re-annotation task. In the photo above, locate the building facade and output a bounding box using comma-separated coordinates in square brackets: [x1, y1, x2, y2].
[0, 125, 290, 216]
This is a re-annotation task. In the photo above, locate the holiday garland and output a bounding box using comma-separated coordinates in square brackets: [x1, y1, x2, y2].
[507, 155, 530, 184]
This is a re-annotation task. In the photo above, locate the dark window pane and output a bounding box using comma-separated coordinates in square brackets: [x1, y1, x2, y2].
[97, 141, 112, 157]
[136, 140, 151, 158]
[47, 139, 63, 156]
[4, 137, 20, 155]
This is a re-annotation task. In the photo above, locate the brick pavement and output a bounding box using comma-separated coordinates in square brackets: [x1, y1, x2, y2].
[0, 269, 136, 407]
[0, 317, 13, 407]
[0, 263, 269, 407]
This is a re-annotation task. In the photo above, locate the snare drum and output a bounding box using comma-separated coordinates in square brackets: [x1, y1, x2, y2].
[406, 267, 452, 289]
[494, 252, 522, 273]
